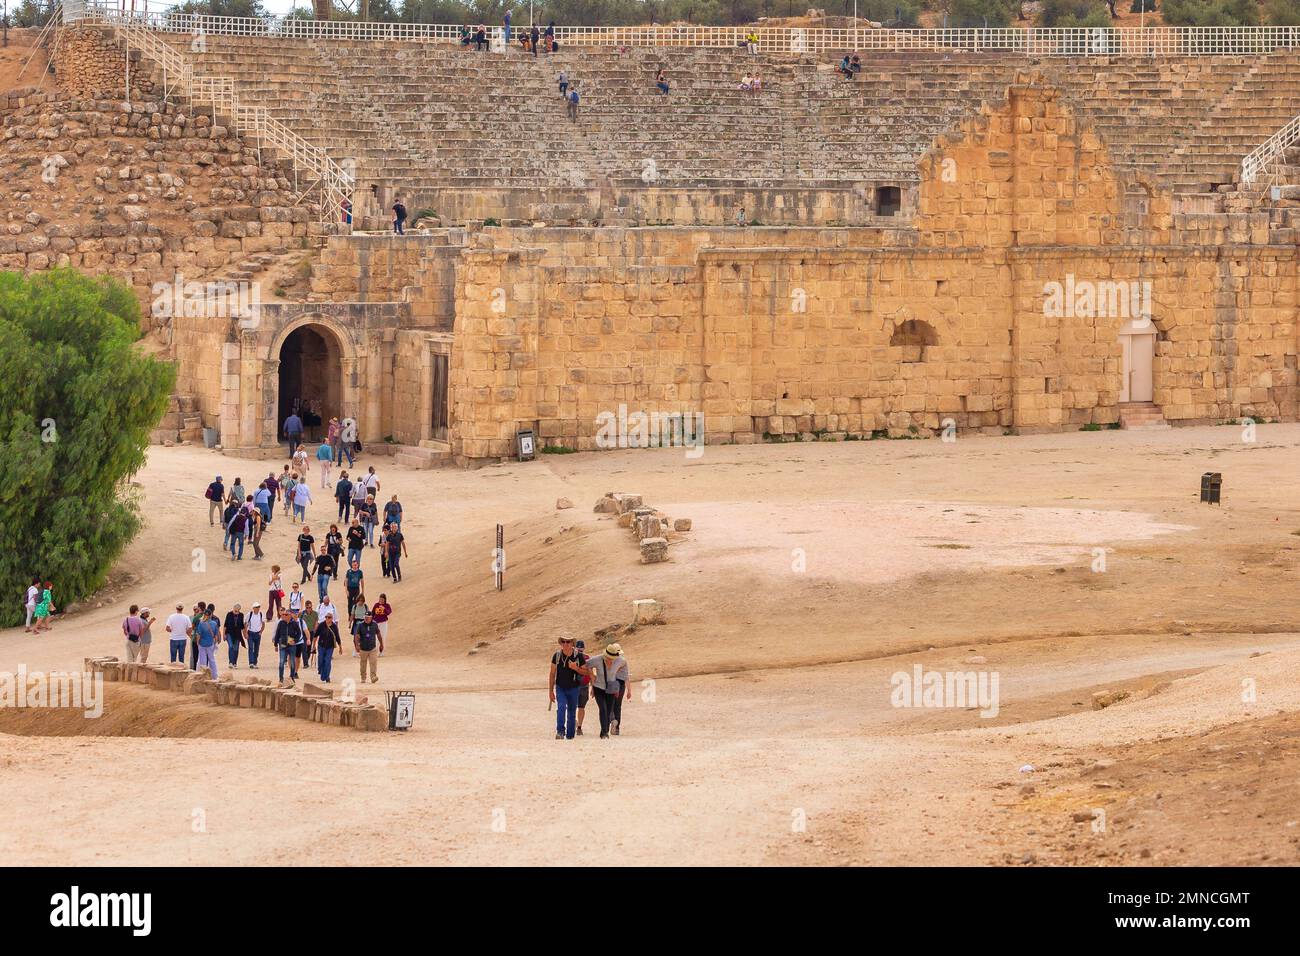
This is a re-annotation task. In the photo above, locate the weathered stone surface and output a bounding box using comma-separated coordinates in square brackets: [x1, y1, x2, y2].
[639, 537, 669, 564]
[673, 518, 692, 532]
[1091, 690, 1131, 711]
[632, 598, 665, 625]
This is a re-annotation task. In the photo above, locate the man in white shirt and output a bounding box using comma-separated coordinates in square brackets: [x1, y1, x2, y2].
[246, 603, 266, 670]
[23, 580, 39, 632]
[164, 604, 193, 664]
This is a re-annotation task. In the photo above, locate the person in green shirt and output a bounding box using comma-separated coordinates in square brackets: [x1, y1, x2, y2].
[301, 601, 319, 668]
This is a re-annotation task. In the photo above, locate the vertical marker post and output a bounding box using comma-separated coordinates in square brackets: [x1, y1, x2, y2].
[495, 523, 504, 591]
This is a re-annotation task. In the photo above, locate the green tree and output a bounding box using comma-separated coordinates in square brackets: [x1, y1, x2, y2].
[1041, 0, 1112, 24]
[1264, 0, 1300, 23]
[1161, 0, 1259, 25]
[0, 270, 175, 628]
[948, 0, 1018, 27]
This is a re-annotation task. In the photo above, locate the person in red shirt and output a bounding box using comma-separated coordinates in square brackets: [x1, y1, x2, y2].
[372, 594, 392, 656]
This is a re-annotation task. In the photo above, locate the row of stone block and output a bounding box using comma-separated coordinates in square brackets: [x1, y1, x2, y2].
[83, 657, 389, 732]
[592, 493, 692, 564]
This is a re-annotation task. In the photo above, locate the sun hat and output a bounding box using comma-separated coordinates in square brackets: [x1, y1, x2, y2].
[604, 643, 623, 657]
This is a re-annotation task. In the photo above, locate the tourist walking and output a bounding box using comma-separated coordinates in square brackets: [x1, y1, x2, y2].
[549, 635, 587, 740]
[354, 609, 383, 683]
[221, 498, 239, 552]
[273, 610, 300, 685]
[268, 566, 284, 616]
[297, 526, 315, 584]
[138, 609, 154, 663]
[288, 581, 305, 616]
[584, 643, 630, 739]
[372, 593, 392, 654]
[301, 601, 318, 670]
[567, 85, 580, 120]
[283, 410, 304, 457]
[346, 520, 366, 569]
[205, 474, 225, 526]
[23, 577, 39, 632]
[31, 582, 54, 634]
[530, 24, 539, 56]
[327, 417, 342, 465]
[558, 70, 568, 97]
[281, 471, 297, 518]
[360, 495, 379, 547]
[195, 607, 221, 679]
[314, 611, 341, 683]
[317, 440, 333, 488]
[122, 605, 145, 663]
[379, 524, 391, 578]
[227, 477, 245, 508]
[248, 502, 266, 561]
[383, 494, 402, 529]
[350, 477, 368, 525]
[246, 603, 265, 669]
[293, 442, 310, 479]
[227, 503, 249, 560]
[314, 545, 336, 602]
[165, 604, 191, 663]
[335, 472, 353, 523]
[385, 522, 408, 582]
[575, 639, 590, 735]
[253, 481, 273, 527]
[325, 525, 344, 579]
[345, 558, 365, 609]
[349, 591, 368, 658]
[224, 603, 246, 669]
[292, 478, 313, 523]
[392, 198, 407, 235]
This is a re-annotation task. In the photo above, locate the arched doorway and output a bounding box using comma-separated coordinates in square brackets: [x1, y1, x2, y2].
[278, 324, 343, 444]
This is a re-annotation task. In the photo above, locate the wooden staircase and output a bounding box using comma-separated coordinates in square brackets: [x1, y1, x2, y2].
[1118, 401, 1171, 430]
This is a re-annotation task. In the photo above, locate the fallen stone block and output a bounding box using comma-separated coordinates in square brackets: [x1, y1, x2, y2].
[615, 494, 644, 514]
[301, 683, 333, 699]
[640, 537, 669, 564]
[356, 705, 388, 732]
[674, 518, 692, 531]
[556, 497, 574, 510]
[617, 512, 634, 528]
[632, 598, 665, 625]
[183, 673, 209, 694]
[594, 494, 619, 513]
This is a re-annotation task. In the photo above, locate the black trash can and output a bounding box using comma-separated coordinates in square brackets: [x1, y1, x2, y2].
[1200, 472, 1222, 505]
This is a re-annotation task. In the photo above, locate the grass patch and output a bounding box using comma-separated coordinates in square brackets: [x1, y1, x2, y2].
[541, 444, 577, 454]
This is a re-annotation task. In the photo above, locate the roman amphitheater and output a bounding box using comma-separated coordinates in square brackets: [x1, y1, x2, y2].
[3, 3, 1300, 868]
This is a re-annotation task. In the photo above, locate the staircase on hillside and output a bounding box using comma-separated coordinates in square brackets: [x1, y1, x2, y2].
[1118, 402, 1171, 430]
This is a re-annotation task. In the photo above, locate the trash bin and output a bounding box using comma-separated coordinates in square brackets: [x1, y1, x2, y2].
[1200, 472, 1222, 505]
[386, 690, 415, 731]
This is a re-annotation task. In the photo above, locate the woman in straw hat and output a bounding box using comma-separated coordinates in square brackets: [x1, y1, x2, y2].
[582, 643, 630, 739]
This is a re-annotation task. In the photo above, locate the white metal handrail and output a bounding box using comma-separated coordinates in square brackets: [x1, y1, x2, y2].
[1241, 112, 1300, 188]
[114, 16, 353, 220]
[75, 5, 1300, 57]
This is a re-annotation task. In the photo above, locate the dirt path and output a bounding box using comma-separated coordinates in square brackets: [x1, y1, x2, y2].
[3, 423, 1299, 864]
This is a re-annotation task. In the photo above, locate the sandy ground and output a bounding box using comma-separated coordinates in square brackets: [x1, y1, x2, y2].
[3, 422, 1300, 866]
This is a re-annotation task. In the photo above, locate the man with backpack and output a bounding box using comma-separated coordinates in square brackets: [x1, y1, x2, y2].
[297, 526, 315, 584]
[354, 610, 383, 683]
[205, 475, 224, 526]
[246, 603, 265, 670]
[548, 636, 587, 740]
[567, 85, 580, 121]
[392, 198, 408, 235]
[227, 504, 249, 560]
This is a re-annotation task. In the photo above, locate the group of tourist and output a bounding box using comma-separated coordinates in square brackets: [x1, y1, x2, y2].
[21, 578, 55, 634]
[548, 636, 631, 740]
[460, 17, 559, 54]
[839, 52, 863, 79]
[120, 587, 392, 687]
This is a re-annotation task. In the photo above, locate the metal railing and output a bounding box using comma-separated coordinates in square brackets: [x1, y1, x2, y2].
[1241, 112, 1300, 189]
[114, 16, 353, 220]
[74, 5, 1300, 57]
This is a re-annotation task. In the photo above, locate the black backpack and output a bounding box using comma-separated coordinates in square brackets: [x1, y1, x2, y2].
[230, 510, 248, 534]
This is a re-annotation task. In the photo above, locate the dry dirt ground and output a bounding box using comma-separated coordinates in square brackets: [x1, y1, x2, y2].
[3, 423, 1300, 866]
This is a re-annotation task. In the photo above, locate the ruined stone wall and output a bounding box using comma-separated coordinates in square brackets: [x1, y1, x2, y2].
[444, 82, 1300, 459]
[54, 25, 155, 99]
